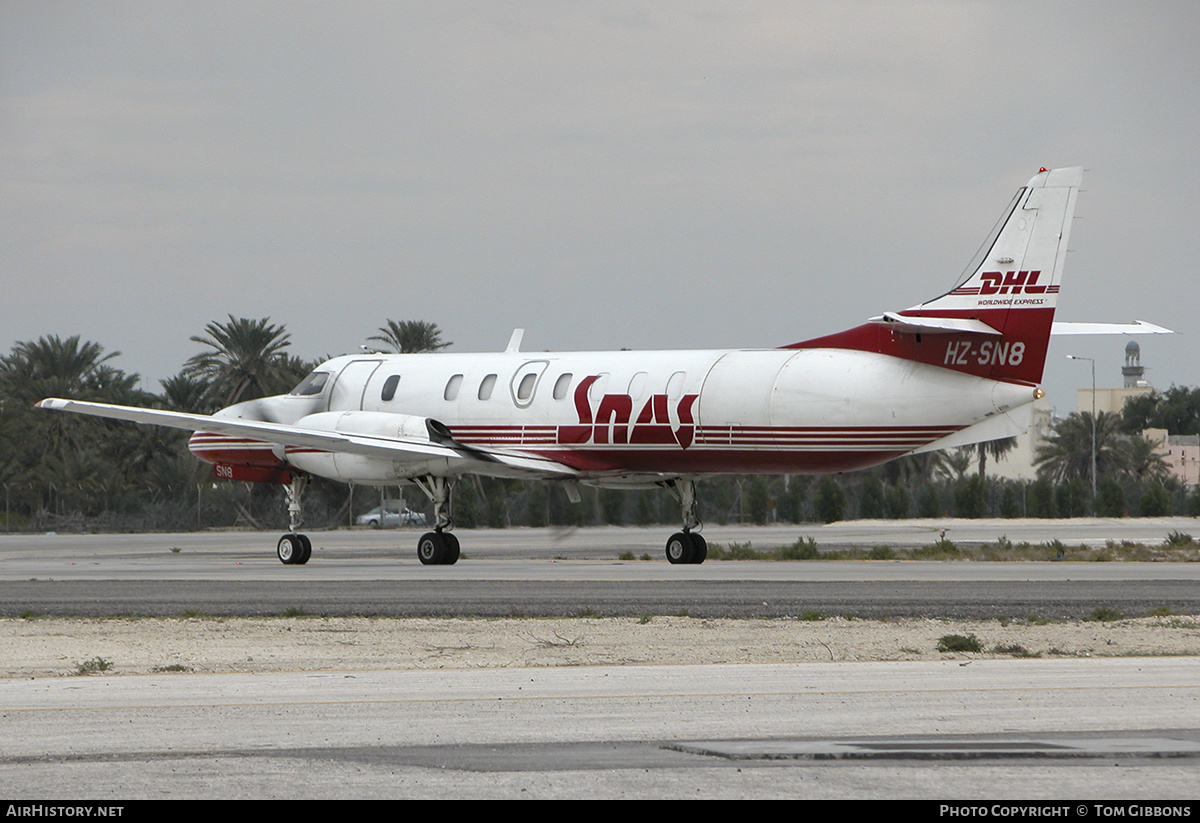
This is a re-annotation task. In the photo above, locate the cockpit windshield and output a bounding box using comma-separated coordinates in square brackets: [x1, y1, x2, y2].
[290, 371, 330, 397]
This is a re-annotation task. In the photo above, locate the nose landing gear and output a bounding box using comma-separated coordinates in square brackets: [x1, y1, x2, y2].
[277, 532, 312, 565]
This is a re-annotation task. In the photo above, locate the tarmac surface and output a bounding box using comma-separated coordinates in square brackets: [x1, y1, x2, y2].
[2, 519, 1199, 619]
[1, 519, 1198, 799]
[3, 658, 1198, 799]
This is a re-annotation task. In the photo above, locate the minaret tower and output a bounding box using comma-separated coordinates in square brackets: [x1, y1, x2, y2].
[1122, 340, 1146, 388]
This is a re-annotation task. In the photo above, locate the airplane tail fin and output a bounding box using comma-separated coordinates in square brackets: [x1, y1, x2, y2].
[787, 166, 1082, 385]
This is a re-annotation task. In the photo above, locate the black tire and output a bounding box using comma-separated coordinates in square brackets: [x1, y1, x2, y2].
[277, 534, 299, 565]
[295, 534, 312, 565]
[688, 532, 707, 564]
[442, 532, 460, 565]
[665, 532, 693, 564]
[417, 532, 445, 565]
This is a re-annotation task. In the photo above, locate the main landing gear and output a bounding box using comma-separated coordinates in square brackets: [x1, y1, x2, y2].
[662, 478, 706, 564]
[416, 530, 460, 565]
[413, 475, 459, 565]
[272, 472, 705, 567]
[277, 532, 312, 565]
[277, 475, 312, 565]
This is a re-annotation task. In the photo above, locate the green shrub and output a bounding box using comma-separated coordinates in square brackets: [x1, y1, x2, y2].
[779, 536, 819, 560]
[814, 477, 845, 523]
[936, 634, 981, 653]
[74, 657, 113, 675]
[1094, 478, 1126, 518]
[1086, 606, 1124, 622]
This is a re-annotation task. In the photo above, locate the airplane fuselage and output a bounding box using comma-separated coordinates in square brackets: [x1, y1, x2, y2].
[191, 347, 1038, 486]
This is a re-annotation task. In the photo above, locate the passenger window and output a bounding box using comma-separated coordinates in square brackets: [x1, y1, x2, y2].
[666, 371, 685, 399]
[517, 372, 537, 401]
[478, 373, 497, 401]
[510, 359, 549, 408]
[553, 373, 572, 400]
[381, 374, 400, 402]
[628, 371, 648, 399]
[589, 373, 610, 403]
[444, 374, 463, 401]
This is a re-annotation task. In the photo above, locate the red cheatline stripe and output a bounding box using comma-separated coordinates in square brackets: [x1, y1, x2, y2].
[189, 435, 270, 445]
[452, 425, 960, 435]
[448, 423, 962, 450]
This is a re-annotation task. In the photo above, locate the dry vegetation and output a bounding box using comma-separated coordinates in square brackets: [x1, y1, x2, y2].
[2, 612, 1197, 679]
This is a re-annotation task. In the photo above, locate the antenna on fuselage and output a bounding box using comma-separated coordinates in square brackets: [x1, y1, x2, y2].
[505, 329, 524, 353]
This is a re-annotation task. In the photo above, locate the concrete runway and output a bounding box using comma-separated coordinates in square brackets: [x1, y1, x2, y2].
[8, 516, 1200, 564]
[2, 657, 1198, 799]
[2, 521, 1198, 799]
[2, 521, 1199, 618]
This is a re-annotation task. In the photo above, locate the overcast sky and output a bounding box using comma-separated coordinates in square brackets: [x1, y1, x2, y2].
[2, 1, 1197, 414]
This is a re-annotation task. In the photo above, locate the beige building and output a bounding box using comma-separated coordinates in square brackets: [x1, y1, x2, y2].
[1142, 428, 1200, 487]
[1076, 386, 1153, 416]
[985, 397, 1055, 481]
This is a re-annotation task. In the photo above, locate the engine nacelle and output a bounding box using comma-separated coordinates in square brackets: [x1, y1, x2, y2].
[285, 411, 455, 484]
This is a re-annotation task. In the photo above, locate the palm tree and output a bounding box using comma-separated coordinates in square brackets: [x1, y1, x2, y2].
[0, 335, 126, 404]
[158, 373, 214, 414]
[942, 448, 974, 481]
[966, 436, 1019, 478]
[1, 335, 141, 454]
[1034, 411, 1133, 483]
[368, 320, 452, 354]
[881, 450, 960, 486]
[182, 316, 294, 407]
[0, 336, 144, 518]
[1127, 434, 1171, 482]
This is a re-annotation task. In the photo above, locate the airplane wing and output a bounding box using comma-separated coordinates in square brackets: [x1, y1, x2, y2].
[35, 398, 579, 480]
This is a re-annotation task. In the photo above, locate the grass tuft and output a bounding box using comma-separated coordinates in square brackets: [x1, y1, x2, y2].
[936, 633, 982, 653]
[1086, 606, 1125, 622]
[74, 657, 113, 675]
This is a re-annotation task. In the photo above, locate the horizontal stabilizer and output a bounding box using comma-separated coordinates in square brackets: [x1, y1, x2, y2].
[868, 313, 1001, 336]
[1050, 320, 1173, 335]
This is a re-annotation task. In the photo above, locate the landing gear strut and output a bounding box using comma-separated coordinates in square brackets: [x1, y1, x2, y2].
[413, 475, 459, 565]
[277, 475, 312, 565]
[662, 478, 706, 564]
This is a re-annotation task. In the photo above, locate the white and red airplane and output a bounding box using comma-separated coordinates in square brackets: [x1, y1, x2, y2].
[37, 166, 1164, 566]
